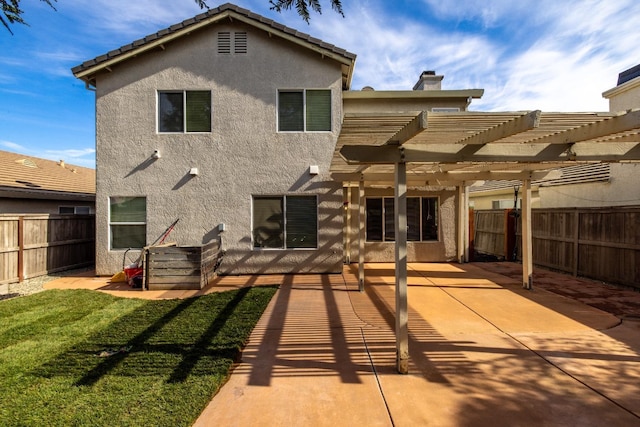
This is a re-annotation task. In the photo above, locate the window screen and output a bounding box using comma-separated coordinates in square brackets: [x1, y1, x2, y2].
[109, 197, 146, 249]
[286, 196, 317, 248]
[306, 90, 331, 131]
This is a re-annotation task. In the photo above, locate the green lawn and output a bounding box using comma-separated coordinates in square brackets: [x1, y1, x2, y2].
[0, 286, 277, 427]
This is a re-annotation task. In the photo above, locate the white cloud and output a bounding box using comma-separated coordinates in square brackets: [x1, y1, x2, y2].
[0, 140, 27, 152]
[62, 0, 204, 39]
[0, 140, 95, 168]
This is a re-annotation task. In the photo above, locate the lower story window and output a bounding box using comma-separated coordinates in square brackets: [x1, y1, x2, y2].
[109, 196, 146, 249]
[366, 197, 438, 242]
[253, 195, 317, 249]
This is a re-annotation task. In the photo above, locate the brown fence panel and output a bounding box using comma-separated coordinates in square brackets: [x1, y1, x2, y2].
[473, 209, 508, 259]
[0, 214, 95, 285]
[474, 207, 640, 289]
[0, 216, 20, 285]
[577, 209, 640, 286]
[529, 210, 576, 274]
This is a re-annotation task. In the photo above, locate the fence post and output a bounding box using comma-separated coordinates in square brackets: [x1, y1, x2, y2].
[18, 216, 24, 283]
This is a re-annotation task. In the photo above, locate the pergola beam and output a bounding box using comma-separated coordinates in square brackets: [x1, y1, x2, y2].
[456, 110, 541, 145]
[529, 109, 640, 145]
[387, 111, 428, 145]
[332, 170, 561, 184]
[339, 141, 640, 164]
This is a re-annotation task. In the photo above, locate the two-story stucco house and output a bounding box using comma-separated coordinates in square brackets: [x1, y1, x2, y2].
[72, 3, 482, 277]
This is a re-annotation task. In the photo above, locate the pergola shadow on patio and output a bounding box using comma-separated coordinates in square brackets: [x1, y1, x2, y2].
[195, 263, 640, 426]
[333, 109, 640, 372]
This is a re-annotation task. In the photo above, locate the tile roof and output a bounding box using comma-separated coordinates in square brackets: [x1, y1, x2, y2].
[71, 2, 356, 85]
[0, 150, 95, 197]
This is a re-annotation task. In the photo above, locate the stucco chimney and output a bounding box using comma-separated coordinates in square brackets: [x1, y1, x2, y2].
[59, 160, 65, 168]
[413, 70, 444, 91]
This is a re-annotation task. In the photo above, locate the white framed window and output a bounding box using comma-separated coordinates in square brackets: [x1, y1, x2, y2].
[157, 90, 211, 133]
[109, 197, 146, 250]
[252, 195, 318, 249]
[277, 89, 331, 132]
[366, 197, 439, 242]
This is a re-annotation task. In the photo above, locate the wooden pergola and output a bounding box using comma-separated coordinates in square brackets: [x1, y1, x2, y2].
[331, 109, 640, 373]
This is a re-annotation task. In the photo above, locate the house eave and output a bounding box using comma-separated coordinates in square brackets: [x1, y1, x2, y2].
[343, 89, 484, 101]
[0, 187, 96, 201]
[602, 76, 640, 100]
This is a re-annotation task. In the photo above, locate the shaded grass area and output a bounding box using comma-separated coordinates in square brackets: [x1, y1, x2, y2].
[0, 287, 277, 426]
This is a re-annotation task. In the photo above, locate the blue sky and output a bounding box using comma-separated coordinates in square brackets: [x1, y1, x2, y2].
[1, 0, 639, 169]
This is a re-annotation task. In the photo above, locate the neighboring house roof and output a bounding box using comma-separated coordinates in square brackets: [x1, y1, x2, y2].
[72, 2, 357, 89]
[0, 150, 95, 200]
[468, 163, 610, 194]
[617, 63, 640, 86]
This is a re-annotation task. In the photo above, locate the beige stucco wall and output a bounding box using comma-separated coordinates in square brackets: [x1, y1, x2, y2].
[469, 188, 540, 210]
[0, 198, 94, 214]
[605, 79, 640, 112]
[539, 163, 640, 208]
[94, 22, 344, 275]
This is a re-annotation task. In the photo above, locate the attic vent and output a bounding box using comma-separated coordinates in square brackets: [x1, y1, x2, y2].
[217, 31, 247, 54]
[15, 159, 38, 168]
[218, 32, 231, 54]
[234, 32, 247, 54]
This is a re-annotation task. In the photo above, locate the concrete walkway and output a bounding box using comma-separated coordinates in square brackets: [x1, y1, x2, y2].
[45, 263, 640, 426]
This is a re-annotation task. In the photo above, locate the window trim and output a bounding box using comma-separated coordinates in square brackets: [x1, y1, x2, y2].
[251, 194, 319, 250]
[365, 196, 440, 243]
[276, 89, 332, 133]
[157, 90, 212, 134]
[108, 196, 147, 251]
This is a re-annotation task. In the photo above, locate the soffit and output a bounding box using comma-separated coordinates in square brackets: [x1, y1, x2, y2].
[332, 109, 640, 185]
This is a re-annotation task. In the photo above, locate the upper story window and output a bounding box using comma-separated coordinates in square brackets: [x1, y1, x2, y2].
[158, 90, 211, 133]
[278, 89, 331, 132]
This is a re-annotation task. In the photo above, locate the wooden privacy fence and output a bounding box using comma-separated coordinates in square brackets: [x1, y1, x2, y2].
[473, 207, 640, 289]
[0, 214, 95, 285]
[145, 239, 224, 290]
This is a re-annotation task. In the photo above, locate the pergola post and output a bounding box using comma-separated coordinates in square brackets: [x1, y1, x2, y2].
[358, 180, 365, 292]
[395, 161, 409, 374]
[456, 184, 468, 263]
[345, 186, 352, 264]
[464, 183, 470, 262]
[521, 179, 533, 290]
